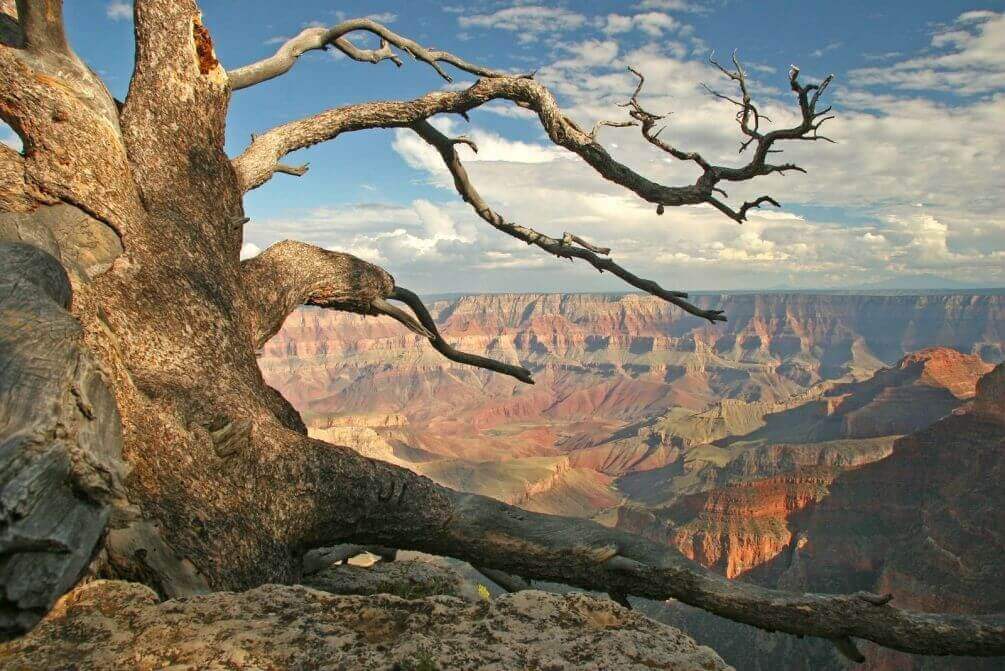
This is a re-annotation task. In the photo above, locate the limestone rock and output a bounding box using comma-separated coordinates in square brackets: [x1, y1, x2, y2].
[0, 580, 731, 670]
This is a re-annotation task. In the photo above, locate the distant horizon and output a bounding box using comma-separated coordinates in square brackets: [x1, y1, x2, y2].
[410, 285, 1005, 299]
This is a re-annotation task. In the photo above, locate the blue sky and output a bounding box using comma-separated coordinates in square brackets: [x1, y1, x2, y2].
[9, 1, 1004, 292]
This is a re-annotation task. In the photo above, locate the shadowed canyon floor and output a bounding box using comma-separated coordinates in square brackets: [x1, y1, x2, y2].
[260, 291, 1004, 670]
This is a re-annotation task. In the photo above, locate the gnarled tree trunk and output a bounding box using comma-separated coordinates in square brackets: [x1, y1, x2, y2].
[0, 1, 1002, 662]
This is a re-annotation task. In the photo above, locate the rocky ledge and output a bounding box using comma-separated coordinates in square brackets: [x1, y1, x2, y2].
[0, 571, 729, 670]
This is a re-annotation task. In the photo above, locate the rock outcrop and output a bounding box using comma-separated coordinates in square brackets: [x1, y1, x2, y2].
[666, 469, 834, 578]
[609, 348, 989, 580]
[777, 362, 1005, 613]
[653, 363, 1005, 671]
[0, 579, 731, 670]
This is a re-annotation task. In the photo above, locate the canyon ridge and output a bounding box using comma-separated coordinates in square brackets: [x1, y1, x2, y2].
[261, 290, 1005, 670]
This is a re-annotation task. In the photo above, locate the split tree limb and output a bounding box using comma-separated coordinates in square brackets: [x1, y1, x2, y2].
[410, 120, 726, 323]
[240, 241, 534, 383]
[227, 18, 511, 91]
[388, 286, 535, 384]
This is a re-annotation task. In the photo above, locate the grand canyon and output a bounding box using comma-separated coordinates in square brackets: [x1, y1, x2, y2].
[261, 291, 1005, 670]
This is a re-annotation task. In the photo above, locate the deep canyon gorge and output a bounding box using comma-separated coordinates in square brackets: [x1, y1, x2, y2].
[261, 291, 1005, 670]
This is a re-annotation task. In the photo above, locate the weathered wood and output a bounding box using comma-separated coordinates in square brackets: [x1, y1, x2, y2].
[0, 243, 125, 637]
[0, 202, 122, 285]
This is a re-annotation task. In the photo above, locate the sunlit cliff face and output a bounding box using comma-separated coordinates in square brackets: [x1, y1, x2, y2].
[260, 292, 1001, 579]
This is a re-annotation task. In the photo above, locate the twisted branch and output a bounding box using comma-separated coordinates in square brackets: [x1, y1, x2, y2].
[410, 120, 726, 323]
[228, 17, 511, 90]
[240, 240, 398, 348]
[229, 40, 832, 325]
[388, 286, 535, 384]
[612, 54, 833, 222]
[232, 75, 714, 200]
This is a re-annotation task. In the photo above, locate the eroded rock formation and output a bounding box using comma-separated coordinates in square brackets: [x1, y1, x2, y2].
[652, 362, 1005, 670]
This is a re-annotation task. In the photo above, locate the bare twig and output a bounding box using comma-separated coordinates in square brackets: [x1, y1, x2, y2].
[368, 297, 434, 339]
[589, 119, 636, 141]
[615, 55, 834, 222]
[621, 66, 713, 172]
[562, 232, 611, 255]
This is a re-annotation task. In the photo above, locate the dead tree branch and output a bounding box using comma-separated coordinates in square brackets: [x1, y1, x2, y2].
[234, 62, 829, 229]
[273, 162, 309, 178]
[388, 286, 535, 384]
[410, 120, 726, 323]
[612, 55, 833, 222]
[14, 0, 69, 54]
[3, 3, 1002, 662]
[240, 241, 534, 383]
[356, 483, 1005, 659]
[228, 17, 511, 90]
[240, 240, 398, 348]
[231, 75, 716, 201]
[562, 232, 611, 255]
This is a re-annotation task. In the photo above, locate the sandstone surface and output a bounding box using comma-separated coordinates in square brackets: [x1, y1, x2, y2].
[0, 579, 731, 671]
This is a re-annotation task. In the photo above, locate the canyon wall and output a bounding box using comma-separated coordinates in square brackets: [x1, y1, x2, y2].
[260, 291, 1004, 670]
[260, 291, 1003, 446]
